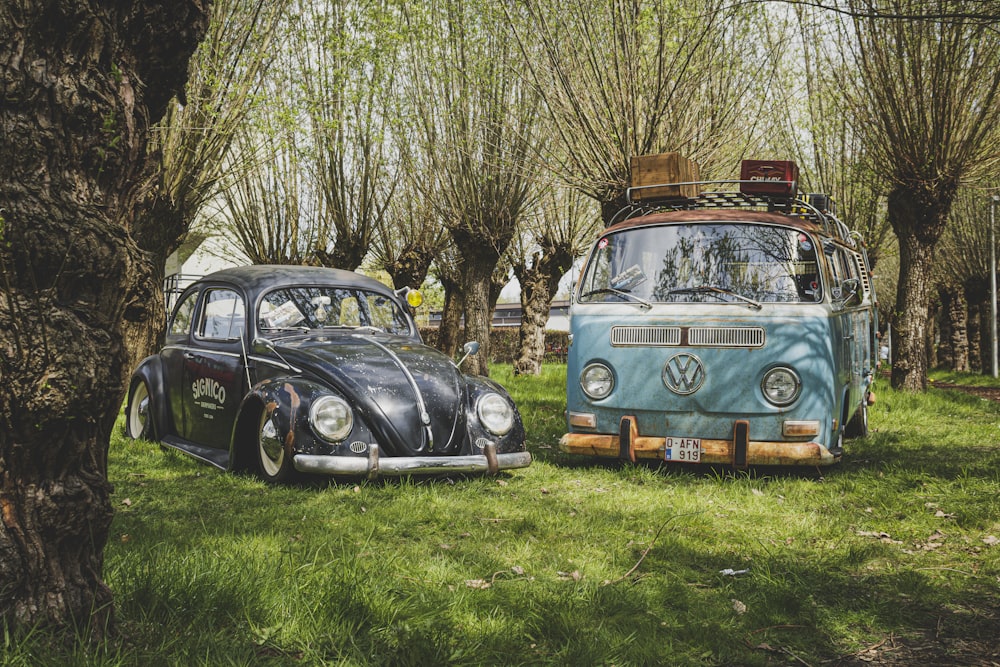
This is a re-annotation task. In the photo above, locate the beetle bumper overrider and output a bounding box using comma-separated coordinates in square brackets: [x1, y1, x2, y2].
[294, 442, 532, 479]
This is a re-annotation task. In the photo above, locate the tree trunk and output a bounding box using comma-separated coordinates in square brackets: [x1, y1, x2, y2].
[926, 298, 939, 370]
[512, 243, 572, 376]
[967, 301, 983, 374]
[600, 190, 629, 227]
[386, 245, 435, 291]
[0, 1, 209, 638]
[438, 283, 464, 359]
[313, 235, 367, 272]
[891, 231, 936, 390]
[461, 260, 494, 377]
[514, 267, 549, 376]
[936, 287, 953, 370]
[942, 284, 969, 372]
[887, 183, 953, 391]
[979, 300, 993, 375]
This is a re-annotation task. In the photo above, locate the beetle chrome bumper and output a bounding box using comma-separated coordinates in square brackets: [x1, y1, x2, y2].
[559, 430, 838, 467]
[293, 442, 532, 479]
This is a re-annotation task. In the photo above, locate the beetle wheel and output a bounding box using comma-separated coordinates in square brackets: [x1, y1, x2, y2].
[125, 379, 153, 440]
[257, 410, 296, 483]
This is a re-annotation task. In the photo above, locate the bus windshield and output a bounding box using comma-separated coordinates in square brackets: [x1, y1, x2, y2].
[579, 223, 823, 305]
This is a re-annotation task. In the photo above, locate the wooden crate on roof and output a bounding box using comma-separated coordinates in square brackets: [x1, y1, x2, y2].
[629, 152, 701, 201]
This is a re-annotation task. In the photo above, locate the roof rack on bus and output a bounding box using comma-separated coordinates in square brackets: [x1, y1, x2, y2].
[620, 155, 859, 247]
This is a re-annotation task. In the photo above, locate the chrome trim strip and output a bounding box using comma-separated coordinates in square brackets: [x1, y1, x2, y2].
[248, 355, 298, 372]
[162, 344, 243, 359]
[353, 334, 437, 449]
[162, 344, 303, 370]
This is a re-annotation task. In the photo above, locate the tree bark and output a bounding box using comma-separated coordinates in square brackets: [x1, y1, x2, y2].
[967, 300, 983, 374]
[978, 300, 993, 375]
[942, 284, 969, 372]
[460, 258, 495, 377]
[891, 231, 936, 391]
[512, 243, 572, 376]
[385, 245, 435, 291]
[926, 299, 939, 370]
[438, 283, 464, 359]
[887, 184, 953, 392]
[0, 0, 209, 637]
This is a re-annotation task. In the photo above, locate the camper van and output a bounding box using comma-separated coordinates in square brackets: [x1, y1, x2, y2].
[560, 156, 877, 467]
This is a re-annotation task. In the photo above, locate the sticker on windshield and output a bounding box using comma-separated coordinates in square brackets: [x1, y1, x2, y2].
[262, 300, 305, 328]
[611, 265, 647, 291]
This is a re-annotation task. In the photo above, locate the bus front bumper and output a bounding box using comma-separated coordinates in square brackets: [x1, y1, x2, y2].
[559, 418, 838, 467]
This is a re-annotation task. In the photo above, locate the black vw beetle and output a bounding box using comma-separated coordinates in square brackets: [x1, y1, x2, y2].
[125, 265, 531, 483]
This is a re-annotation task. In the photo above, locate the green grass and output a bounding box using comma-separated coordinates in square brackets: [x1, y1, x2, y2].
[5, 365, 1000, 665]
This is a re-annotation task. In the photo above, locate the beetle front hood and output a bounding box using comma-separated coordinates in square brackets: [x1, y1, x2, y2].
[272, 333, 467, 456]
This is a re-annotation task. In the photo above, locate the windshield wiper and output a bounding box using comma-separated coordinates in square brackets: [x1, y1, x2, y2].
[259, 325, 310, 332]
[581, 287, 652, 310]
[667, 286, 762, 310]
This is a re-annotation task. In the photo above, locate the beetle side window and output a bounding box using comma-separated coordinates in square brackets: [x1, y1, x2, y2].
[197, 289, 246, 341]
[168, 291, 198, 338]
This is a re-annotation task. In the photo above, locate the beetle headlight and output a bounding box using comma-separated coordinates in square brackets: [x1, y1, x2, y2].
[580, 362, 614, 400]
[477, 392, 514, 436]
[309, 395, 353, 442]
[762, 367, 801, 406]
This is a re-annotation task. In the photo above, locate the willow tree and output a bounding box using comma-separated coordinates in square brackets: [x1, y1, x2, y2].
[840, 0, 1000, 390]
[512, 0, 774, 224]
[403, 0, 541, 375]
[0, 1, 209, 636]
[768, 5, 892, 269]
[295, 0, 401, 270]
[220, 125, 326, 264]
[369, 145, 451, 291]
[512, 188, 599, 375]
[218, 0, 402, 271]
[123, 0, 286, 371]
[935, 191, 999, 373]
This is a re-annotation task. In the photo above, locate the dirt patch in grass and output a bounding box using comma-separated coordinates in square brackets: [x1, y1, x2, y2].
[931, 382, 1000, 403]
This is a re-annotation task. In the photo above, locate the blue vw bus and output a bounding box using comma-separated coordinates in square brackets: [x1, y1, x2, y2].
[560, 158, 877, 467]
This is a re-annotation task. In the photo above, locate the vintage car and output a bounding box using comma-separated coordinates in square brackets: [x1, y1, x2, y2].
[125, 265, 531, 482]
[560, 156, 878, 468]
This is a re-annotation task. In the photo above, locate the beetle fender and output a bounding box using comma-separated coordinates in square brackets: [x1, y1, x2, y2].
[128, 355, 171, 440]
[463, 376, 527, 455]
[231, 377, 339, 470]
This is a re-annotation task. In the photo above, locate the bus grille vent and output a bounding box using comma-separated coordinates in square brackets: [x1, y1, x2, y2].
[688, 327, 765, 347]
[611, 326, 681, 346]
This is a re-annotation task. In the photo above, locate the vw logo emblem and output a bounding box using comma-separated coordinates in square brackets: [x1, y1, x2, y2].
[663, 353, 706, 395]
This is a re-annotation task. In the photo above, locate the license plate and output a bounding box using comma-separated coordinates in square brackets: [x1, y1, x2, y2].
[665, 437, 701, 463]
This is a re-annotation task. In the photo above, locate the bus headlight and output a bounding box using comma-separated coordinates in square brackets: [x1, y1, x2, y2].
[762, 367, 801, 406]
[581, 362, 615, 400]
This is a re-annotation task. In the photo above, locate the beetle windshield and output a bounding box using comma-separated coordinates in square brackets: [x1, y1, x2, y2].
[258, 286, 412, 335]
[579, 223, 823, 305]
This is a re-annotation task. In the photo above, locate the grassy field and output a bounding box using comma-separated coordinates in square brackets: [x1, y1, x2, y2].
[5, 365, 1000, 665]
